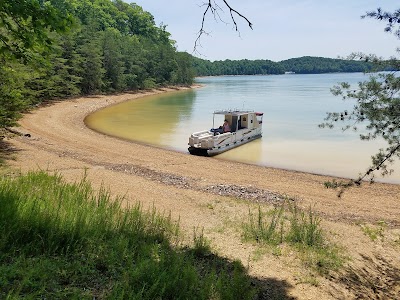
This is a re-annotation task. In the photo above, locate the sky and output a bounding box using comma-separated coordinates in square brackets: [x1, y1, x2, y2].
[128, 0, 399, 62]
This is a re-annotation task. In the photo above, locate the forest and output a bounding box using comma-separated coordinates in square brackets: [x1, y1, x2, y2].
[192, 56, 375, 76]
[0, 0, 195, 128]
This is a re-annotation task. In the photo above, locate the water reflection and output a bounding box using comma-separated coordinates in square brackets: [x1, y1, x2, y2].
[85, 90, 196, 147]
[85, 75, 400, 184]
[217, 139, 263, 165]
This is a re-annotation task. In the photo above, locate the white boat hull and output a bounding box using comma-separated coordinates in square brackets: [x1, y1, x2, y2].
[188, 128, 262, 156]
[188, 110, 264, 156]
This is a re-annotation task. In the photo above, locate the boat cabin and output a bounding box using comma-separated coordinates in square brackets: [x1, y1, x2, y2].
[213, 110, 263, 132]
[188, 109, 264, 156]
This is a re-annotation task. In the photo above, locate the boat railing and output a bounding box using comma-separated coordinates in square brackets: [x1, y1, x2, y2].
[191, 130, 210, 137]
[190, 130, 213, 144]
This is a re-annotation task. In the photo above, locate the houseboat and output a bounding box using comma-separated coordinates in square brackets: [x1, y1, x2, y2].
[188, 109, 263, 156]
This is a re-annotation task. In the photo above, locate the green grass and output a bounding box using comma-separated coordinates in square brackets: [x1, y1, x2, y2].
[0, 171, 257, 299]
[242, 201, 345, 275]
[360, 222, 386, 241]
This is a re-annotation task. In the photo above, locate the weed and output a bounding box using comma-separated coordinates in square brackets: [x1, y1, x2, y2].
[286, 205, 323, 247]
[324, 180, 340, 189]
[205, 202, 215, 210]
[271, 245, 283, 257]
[242, 205, 284, 245]
[360, 223, 385, 241]
[323, 179, 354, 197]
[192, 227, 212, 257]
[242, 201, 345, 275]
[296, 274, 320, 287]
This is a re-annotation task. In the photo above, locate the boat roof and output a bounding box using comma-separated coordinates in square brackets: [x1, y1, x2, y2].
[213, 109, 263, 116]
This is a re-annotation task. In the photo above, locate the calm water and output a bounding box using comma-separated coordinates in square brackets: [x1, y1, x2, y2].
[85, 73, 400, 183]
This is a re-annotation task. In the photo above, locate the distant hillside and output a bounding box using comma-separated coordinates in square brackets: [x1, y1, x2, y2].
[279, 56, 373, 74]
[192, 57, 283, 76]
[192, 56, 374, 76]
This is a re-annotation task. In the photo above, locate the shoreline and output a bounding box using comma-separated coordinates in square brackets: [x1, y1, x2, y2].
[83, 86, 400, 185]
[7, 86, 400, 224]
[5, 86, 400, 299]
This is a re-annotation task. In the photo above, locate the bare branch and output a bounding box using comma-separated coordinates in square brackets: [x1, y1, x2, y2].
[194, 0, 253, 54]
[222, 0, 253, 31]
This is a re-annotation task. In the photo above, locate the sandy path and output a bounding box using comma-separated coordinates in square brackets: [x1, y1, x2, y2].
[6, 88, 400, 299]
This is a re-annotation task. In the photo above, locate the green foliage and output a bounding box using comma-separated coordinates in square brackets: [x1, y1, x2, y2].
[171, 51, 195, 85]
[192, 56, 375, 77]
[323, 71, 400, 183]
[0, 0, 195, 127]
[76, 21, 106, 94]
[242, 202, 345, 274]
[243, 205, 285, 245]
[243, 203, 324, 248]
[323, 179, 355, 197]
[0, 171, 257, 299]
[363, 8, 400, 38]
[286, 204, 324, 247]
[192, 227, 212, 257]
[320, 8, 400, 185]
[279, 56, 374, 74]
[193, 57, 284, 76]
[360, 222, 386, 241]
[0, 63, 35, 126]
[102, 28, 125, 92]
[0, 0, 74, 61]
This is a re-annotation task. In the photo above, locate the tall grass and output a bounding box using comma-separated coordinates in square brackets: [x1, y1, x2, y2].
[0, 171, 256, 299]
[242, 201, 344, 275]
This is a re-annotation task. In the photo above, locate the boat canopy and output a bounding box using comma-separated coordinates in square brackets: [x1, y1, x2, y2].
[213, 109, 255, 116]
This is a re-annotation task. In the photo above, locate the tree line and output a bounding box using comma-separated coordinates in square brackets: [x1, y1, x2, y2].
[191, 56, 380, 76]
[0, 0, 194, 128]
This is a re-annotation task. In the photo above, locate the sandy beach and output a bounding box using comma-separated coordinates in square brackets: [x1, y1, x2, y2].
[6, 87, 400, 299]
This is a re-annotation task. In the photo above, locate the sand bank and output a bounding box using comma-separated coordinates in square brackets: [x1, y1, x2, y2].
[6, 87, 400, 299]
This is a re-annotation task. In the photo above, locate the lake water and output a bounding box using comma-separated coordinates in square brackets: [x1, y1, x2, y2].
[85, 73, 400, 184]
